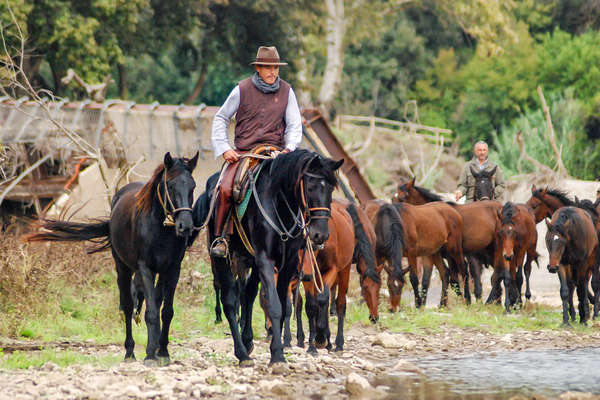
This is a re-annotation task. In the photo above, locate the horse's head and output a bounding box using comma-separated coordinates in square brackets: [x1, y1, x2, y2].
[357, 262, 382, 324]
[545, 216, 568, 273]
[393, 177, 418, 204]
[301, 156, 344, 246]
[470, 166, 496, 201]
[162, 151, 198, 237]
[497, 204, 518, 265]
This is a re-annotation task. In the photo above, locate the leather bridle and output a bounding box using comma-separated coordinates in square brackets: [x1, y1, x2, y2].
[157, 170, 193, 225]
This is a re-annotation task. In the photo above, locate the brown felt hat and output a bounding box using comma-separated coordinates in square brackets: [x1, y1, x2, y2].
[250, 46, 288, 66]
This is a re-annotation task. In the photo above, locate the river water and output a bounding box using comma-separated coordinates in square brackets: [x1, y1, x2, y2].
[378, 347, 600, 399]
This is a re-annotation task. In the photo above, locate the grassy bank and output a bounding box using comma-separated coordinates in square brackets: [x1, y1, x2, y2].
[1, 234, 595, 369]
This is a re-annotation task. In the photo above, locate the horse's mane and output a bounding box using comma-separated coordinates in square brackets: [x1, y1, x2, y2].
[501, 201, 518, 224]
[135, 157, 191, 215]
[135, 163, 166, 214]
[413, 185, 443, 202]
[264, 149, 338, 193]
[576, 198, 599, 222]
[534, 187, 574, 206]
[553, 207, 578, 235]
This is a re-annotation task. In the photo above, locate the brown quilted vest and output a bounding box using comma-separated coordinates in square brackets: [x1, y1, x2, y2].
[234, 77, 290, 151]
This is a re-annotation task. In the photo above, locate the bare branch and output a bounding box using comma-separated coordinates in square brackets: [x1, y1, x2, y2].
[537, 86, 568, 177]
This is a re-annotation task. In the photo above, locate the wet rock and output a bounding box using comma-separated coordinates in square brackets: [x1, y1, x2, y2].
[346, 372, 372, 396]
[390, 360, 423, 374]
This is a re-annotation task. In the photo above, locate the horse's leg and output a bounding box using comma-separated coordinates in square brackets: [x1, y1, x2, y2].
[240, 266, 259, 356]
[567, 267, 576, 322]
[295, 285, 305, 348]
[467, 255, 483, 301]
[503, 265, 512, 313]
[137, 262, 161, 365]
[432, 254, 449, 308]
[577, 272, 589, 325]
[215, 256, 252, 364]
[155, 262, 182, 366]
[420, 256, 434, 308]
[257, 251, 286, 364]
[592, 264, 600, 319]
[486, 267, 503, 305]
[115, 257, 135, 361]
[557, 266, 571, 326]
[329, 283, 337, 317]
[304, 282, 318, 355]
[408, 255, 421, 308]
[283, 286, 293, 348]
[334, 266, 350, 352]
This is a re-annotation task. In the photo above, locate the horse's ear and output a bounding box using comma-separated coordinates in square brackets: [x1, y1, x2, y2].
[496, 209, 503, 221]
[188, 151, 199, 171]
[575, 196, 580, 206]
[331, 158, 344, 171]
[164, 152, 174, 169]
[531, 184, 537, 193]
[489, 166, 497, 176]
[409, 176, 416, 187]
[545, 218, 552, 230]
[541, 187, 547, 195]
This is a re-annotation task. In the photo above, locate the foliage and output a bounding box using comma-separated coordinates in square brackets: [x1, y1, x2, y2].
[490, 90, 600, 179]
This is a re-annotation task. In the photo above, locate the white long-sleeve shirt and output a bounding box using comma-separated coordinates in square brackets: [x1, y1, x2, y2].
[211, 84, 303, 159]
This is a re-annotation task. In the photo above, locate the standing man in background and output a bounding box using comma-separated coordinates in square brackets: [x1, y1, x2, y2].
[209, 46, 303, 257]
[455, 140, 505, 202]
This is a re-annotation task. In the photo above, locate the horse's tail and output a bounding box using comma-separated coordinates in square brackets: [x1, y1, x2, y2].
[346, 203, 380, 284]
[376, 204, 405, 281]
[23, 219, 110, 254]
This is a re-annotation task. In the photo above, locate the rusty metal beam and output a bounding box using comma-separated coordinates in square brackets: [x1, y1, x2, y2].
[301, 108, 376, 205]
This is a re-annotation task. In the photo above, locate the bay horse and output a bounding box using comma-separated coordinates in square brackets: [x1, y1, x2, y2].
[493, 202, 538, 312]
[526, 186, 574, 223]
[362, 200, 407, 315]
[193, 150, 343, 365]
[375, 197, 466, 307]
[545, 207, 599, 325]
[300, 200, 378, 353]
[25, 152, 199, 366]
[394, 178, 502, 301]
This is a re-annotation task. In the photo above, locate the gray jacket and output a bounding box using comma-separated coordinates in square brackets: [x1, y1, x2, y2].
[457, 157, 505, 202]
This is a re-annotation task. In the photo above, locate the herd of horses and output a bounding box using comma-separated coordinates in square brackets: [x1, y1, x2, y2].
[23, 150, 600, 368]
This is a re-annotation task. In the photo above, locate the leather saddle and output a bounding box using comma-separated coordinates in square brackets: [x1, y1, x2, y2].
[232, 144, 281, 204]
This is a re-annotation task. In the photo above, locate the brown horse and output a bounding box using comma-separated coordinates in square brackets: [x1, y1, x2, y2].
[371, 194, 466, 308]
[362, 200, 408, 314]
[526, 185, 574, 223]
[394, 178, 502, 301]
[492, 202, 538, 312]
[301, 199, 378, 353]
[545, 207, 599, 325]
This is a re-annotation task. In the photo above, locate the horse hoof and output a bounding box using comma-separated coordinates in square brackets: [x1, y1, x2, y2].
[123, 355, 136, 363]
[239, 359, 255, 368]
[297, 341, 305, 348]
[283, 341, 292, 348]
[334, 346, 343, 352]
[307, 347, 318, 356]
[157, 356, 170, 367]
[269, 361, 289, 375]
[143, 358, 158, 367]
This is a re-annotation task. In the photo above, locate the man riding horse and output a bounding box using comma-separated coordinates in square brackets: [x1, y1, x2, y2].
[210, 46, 303, 257]
[455, 140, 506, 202]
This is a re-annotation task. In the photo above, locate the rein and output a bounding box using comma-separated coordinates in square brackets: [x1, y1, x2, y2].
[157, 170, 193, 227]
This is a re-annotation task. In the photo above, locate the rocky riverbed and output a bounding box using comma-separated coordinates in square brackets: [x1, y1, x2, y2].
[2, 322, 600, 400]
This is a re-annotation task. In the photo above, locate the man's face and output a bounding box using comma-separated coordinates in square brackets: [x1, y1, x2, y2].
[255, 65, 279, 85]
[474, 143, 488, 163]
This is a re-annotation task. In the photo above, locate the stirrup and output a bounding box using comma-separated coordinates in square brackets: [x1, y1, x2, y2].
[210, 237, 229, 258]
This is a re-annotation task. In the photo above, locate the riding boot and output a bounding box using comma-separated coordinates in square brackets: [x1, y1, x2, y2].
[210, 162, 237, 258]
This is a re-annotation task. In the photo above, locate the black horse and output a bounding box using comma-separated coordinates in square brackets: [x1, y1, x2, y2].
[470, 165, 497, 201]
[545, 207, 599, 325]
[26, 152, 199, 365]
[193, 150, 343, 366]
